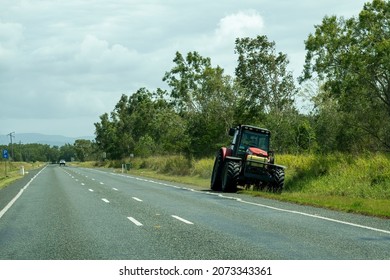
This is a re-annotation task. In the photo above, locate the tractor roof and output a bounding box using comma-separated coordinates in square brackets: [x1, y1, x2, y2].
[239, 124, 270, 134]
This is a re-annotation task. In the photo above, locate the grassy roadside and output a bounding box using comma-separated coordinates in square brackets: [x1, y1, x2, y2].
[75, 153, 390, 218]
[0, 161, 44, 190]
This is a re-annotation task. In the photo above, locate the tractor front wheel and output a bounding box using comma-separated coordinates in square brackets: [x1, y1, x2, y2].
[211, 151, 223, 191]
[271, 168, 285, 193]
[221, 161, 240, 193]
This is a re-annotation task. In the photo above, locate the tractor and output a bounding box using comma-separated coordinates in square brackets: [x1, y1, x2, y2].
[211, 124, 285, 193]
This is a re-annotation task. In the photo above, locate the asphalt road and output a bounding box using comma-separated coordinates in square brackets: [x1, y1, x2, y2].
[0, 164, 389, 260]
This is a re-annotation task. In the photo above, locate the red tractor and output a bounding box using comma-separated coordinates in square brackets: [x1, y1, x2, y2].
[211, 125, 285, 193]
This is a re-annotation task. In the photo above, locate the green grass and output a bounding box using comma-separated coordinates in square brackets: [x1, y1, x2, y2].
[279, 153, 390, 200]
[0, 161, 44, 190]
[73, 153, 390, 218]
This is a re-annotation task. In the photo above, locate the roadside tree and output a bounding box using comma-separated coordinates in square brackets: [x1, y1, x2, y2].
[301, 0, 390, 151]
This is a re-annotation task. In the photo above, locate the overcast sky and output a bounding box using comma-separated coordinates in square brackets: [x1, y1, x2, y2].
[0, 0, 368, 140]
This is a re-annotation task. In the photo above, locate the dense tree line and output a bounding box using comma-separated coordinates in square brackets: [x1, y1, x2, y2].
[92, 0, 390, 159]
[0, 139, 96, 163]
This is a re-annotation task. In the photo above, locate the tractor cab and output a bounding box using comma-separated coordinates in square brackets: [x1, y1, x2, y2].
[229, 125, 271, 158]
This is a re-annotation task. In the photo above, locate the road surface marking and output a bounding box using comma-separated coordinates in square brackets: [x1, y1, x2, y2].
[0, 166, 47, 220]
[101, 198, 110, 203]
[233, 197, 390, 235]
[100, 182, 104, 185]
[81, 183, 85, 186]
[88, 189, 94, 192]
[132, 197, 143, 202]
[89, 168, 390, 235]
[112, 187, 118, 191]
[172, 215, 193, 225]
[127, 217, 143, 226]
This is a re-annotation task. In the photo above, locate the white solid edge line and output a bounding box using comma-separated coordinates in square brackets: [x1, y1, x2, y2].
[235, 198, 390, 235]
[127, 216, 143, 226]
[0, 165, 47, 220]
[172, 215, 194, 225]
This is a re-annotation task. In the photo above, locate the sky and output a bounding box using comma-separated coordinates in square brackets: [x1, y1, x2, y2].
[0, 0, 369, 140]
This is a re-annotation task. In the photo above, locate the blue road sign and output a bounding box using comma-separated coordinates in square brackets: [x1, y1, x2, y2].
[2, 149, 9, 159]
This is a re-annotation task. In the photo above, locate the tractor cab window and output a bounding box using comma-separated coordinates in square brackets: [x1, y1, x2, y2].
[238, 130, 270, 154]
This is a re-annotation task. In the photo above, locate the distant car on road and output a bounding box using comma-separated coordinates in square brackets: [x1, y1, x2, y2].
[59, 159, 66, 166]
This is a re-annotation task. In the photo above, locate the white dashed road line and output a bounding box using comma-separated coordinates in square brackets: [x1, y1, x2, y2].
[101, 198, 110, 203]
[172, 215, 194, 225]
[132, 197, 143, 202]
[127, 217, 143, 226]
[88, 189, 94, 192]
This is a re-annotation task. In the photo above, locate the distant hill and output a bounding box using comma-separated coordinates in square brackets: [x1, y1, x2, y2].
[0, 133, 94, 146]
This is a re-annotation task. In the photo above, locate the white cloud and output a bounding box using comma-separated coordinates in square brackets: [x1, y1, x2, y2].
[76, 34, 139, 71]
[0, 21, 24, 48]
[216, 10, 264, 41]
[0, 21, 24, 64]
[187, 10, 265, 75]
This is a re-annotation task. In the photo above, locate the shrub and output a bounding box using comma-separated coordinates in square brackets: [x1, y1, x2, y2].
[191, 158, 213, 179]
[162, 155, 192, 176]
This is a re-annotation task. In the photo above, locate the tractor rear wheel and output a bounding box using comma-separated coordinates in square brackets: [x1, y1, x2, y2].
[221, 161, 240, 193]
[211, 151, 223, 191]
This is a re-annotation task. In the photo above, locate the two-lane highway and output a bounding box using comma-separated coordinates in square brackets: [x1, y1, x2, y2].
[0, 164, 389, 260]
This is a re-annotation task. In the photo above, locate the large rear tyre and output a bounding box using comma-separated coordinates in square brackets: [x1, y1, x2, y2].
[210, 151, 223, 191]
[221, 161, 240, 193]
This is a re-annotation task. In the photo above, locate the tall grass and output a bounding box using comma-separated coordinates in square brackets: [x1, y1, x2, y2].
[111, 155, 213, 178]
[125, 155, 197, 177]
[278, 153, 390, 200]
